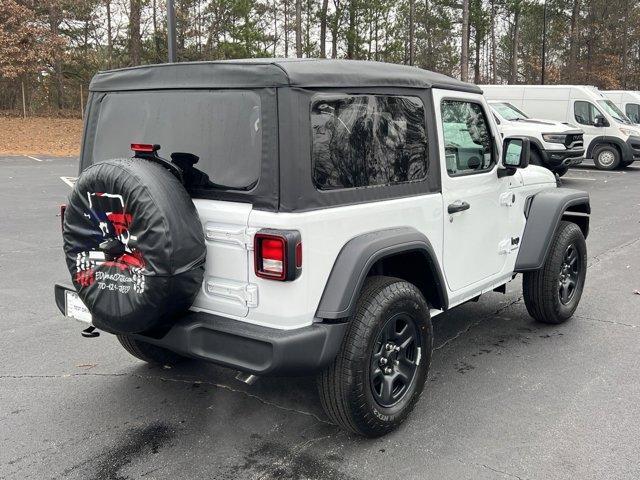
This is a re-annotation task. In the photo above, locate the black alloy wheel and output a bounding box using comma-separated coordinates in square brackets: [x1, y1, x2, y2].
[370, 313, 421, 408]
[558, 243, 582, 305]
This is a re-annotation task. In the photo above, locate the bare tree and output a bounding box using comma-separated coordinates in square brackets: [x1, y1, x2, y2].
[320, 0, 329, 57]
[346, 0, 356, 58]
[295, 0, 302, 57]
[129, 0, 141, 65]
[509, 3, 521, 84]
[490, 0, 496, 83]
[330, 0, 342, 58]
[461, 0, 470, 81]
[284, 0, 289, 57]
[568, 0, 579, 82]
[106, 0, 113, 68]
[408, 0, 415, 65]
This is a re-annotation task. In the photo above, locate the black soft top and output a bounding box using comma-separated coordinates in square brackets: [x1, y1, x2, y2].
[89, 58, 481, 93]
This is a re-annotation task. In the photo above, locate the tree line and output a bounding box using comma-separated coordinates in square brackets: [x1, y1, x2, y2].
[1, 0, 639, 116]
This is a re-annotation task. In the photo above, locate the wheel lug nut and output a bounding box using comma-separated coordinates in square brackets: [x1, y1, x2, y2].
[384, 367, 392, 374]
[386, 344, 393, 351]
[379, 358, 387, 365]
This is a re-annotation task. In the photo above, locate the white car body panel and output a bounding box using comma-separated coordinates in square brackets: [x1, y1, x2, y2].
[601, 90, 640, 125]
[189, 89, 557, 331]
[488, 101, 582, 152]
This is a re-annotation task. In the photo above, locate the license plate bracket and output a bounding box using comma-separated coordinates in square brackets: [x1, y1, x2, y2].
[65, 290, 92, 324]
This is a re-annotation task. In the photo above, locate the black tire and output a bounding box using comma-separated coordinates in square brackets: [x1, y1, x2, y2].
[619, 160, 634, 169]
[530, 149, 543, 166]
[317, 276, 432, 437]
[523, 221, 587, 324]
[592, 144, 620, 170]
[117, 334, 186, 365]
[531, 149, 564, 176]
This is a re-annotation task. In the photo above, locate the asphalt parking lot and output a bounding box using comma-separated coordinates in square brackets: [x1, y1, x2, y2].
[1, 156, 639, 480]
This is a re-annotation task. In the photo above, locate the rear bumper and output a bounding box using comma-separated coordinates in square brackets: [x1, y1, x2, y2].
[541, 148, 584, 169]
[55, 283, 347, 376]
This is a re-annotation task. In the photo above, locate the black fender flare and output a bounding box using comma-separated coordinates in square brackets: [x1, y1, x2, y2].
[315, 227, 448, 320]
[586, 136, 629, 161]
[514, 188, 590, 272]
[526, 136, 549, 163]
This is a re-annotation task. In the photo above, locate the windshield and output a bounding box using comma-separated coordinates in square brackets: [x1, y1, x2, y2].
[91, 90, 262, 190]
[490, 102, 529, 121]
[597, 100, 631, 124]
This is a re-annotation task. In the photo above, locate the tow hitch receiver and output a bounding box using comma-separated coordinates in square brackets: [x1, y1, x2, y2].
[81, 325, 100, 338]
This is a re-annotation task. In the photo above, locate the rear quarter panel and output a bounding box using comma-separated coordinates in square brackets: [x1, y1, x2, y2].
[246, 194, 444, 329]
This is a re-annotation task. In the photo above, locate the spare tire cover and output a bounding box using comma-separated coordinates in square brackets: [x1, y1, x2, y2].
[63, 158, 206, 334]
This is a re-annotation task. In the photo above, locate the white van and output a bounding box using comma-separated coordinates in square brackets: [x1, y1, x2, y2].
[488, 100, 584, 176]
[601, 91, 640, 124]
[481, 85, 640, 170]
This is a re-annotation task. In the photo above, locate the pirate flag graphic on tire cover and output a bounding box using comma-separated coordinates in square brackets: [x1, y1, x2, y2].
[62, 158, 206, 334]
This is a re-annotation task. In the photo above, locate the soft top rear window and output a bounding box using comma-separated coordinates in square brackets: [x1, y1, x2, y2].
[91, 90, 261, 190]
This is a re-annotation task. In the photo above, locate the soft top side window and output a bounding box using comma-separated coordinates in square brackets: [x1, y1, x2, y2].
[440, 99, 495, 176]
[311, 94, 428, 190]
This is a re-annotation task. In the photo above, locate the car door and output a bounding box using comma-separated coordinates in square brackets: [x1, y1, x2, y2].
[572, 100, 607, 154]
[433, 89, 511, 292]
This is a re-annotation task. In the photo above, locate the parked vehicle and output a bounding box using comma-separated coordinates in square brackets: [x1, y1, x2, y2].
[55, 60, 590, 437]
[601, 90, 640, 124]
[488, 100, 584, 177]
[481, 85, 640, 170]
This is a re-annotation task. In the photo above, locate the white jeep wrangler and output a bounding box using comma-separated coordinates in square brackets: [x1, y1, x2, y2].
[55, 59, 590, 437]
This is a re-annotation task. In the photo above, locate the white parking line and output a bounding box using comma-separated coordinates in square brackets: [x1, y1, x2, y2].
[24, 155, 42, 162]
[60, 176, 77, 188]
[563, 177, 597, 181]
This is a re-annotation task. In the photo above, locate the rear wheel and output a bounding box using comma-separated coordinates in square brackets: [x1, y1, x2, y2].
[117, 334, 186, 365]
[317, 276, 432, 437]
[523, 221, 587, 324]
[592, 144, 620, 170]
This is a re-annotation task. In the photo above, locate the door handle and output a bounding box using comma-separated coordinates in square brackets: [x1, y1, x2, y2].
[448, 201, 471, 214]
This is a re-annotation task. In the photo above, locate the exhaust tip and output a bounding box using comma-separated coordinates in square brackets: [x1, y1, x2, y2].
[235, 372, 259, 385]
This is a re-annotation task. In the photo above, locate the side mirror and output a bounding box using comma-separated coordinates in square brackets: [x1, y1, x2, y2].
[594, 115, 608, 128]
[502, 137, 530, 170]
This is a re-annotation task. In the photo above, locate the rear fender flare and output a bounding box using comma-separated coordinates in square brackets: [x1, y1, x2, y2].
[315, 227, 448, 320]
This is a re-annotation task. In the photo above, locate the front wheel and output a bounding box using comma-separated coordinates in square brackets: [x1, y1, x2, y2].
[523, 221, 587, 324]
[592, 144, 620, 170]
[317, 276, 432, 437]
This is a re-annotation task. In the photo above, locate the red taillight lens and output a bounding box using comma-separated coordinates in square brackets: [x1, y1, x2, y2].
[130, 143, 157, 153]
[254, 230, 302, 281]
[60, 204, 66, 231]
[260, 237, 285, 277]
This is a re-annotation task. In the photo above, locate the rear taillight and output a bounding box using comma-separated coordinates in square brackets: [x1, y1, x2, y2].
[254, 230, 302, 281]
[60, 204, 67, 231]
[131, 143, 159, 153]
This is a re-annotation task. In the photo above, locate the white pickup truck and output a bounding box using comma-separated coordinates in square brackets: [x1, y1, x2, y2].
[488, 100, 584, 176]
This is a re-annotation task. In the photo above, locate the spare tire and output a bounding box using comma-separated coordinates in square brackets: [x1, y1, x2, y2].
[62, 158, 206, 334]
